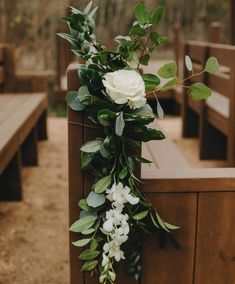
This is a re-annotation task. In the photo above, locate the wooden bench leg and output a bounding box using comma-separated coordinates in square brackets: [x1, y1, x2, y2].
[21, 127, 38, 167]
[199, 117, 226, 160]
[0, 152, 22, 201]
[37, 110, 48, 141]
[182, 107, 199, 138]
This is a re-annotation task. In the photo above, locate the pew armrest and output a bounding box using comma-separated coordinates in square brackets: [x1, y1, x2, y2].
[142, 168, 235, 193]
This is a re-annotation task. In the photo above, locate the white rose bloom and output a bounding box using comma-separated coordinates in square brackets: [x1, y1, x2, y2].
[102, 70, 146, 109]
[103, 241, 125, 262]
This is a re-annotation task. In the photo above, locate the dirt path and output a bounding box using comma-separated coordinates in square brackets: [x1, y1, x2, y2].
[0, 116, 226, 284]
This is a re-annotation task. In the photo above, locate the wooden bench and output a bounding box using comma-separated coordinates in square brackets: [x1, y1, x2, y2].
[182, 42, 235, 165]
[0, 43, 53, 93]
[0, 94, 48, 201]
[67, 64, 235, 283]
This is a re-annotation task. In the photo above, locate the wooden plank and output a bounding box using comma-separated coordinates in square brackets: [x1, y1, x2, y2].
[142, 193, 197, 284]
[195, 192, 235, 283]
[230, 0, 235, 44]
[0, 94, 47, 174]
[209, 73, 232, 98]
[141, 168, 235, 193]
[0, 47, 3, 62]
[207, 107, 229, 135]
[0, 66, 4, 85]
[67, 64, 85, 284]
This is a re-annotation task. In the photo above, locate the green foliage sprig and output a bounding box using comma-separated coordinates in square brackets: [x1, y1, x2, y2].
[59, 2, 219, 283]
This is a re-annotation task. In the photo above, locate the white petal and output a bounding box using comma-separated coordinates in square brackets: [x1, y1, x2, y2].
[103, 219, 114, 232]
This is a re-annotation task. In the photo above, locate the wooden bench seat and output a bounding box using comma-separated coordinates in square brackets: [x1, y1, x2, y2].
[67, 64, 235, 284]
[0, 94, 47, 201]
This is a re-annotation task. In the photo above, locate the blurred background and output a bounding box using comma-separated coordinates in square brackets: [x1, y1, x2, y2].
[0, 0, 230, 71]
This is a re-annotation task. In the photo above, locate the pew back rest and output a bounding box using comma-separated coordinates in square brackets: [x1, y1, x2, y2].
[0, 44, 16, 93]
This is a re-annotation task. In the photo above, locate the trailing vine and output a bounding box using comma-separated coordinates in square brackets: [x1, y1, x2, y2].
[59, 2, 219, 283]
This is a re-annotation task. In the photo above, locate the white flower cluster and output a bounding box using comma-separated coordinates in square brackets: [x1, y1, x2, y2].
[100, 182, 139, 282]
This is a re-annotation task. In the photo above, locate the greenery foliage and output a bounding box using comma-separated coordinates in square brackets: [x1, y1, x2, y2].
[60, 1, 219, 283]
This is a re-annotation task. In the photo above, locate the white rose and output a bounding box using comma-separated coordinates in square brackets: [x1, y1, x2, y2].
[102, 70, 146, 109]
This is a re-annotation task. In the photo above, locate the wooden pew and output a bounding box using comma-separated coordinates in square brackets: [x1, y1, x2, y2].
[199, 44, 235, 165]
[0, 94, 48, 201]
[0, 44, 48, 141]
[67, 63, 235, 283]
[0, 43, 53, 93]
[182, 41, 208, 137]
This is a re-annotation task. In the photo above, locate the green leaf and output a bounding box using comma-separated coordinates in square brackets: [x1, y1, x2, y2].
[84, 1, 93, 14]
[142, 73, 160, 91]
[135, 3, 149, 24]
[119, 168, 128, 179]
[156, 212, 170, 232]
[156, 97, 164, 119]
[81, 260, 98, 271]
[150, 32, 160, 45]
[204, 57, 219, 74]
[158, 62, 177, 78]
[86, 191, 105, 208]
[185, 55, 193, 72]
[69, 216, 97, 233]
[150, 213, 159, 229]
[130, 27, 146, 36]
[93, 175, 112, 194]
[81, 140, 102, 153]
[164, 222, 180, 230]
[89, 6, 98, 18]
[67, 91, 85, 111]
[72, 238, 91, 247]
[161, 78, 177, 92]
[135, 157, 152, 164]
[97, 109, 116, 126]
[190, 83, 211, 100]
[140, 54, 150, 66]
[115, 112, 125, 136]
[78, 199, 90, 211]
[100, 143, 111, 159]
[81, 228, 96, 235]
[115, 35, 131, 43]
[150, 6, 165, 25]
[79, 249, 100, 260]
[81, 152, 93, 169]
[90, 239, 98, 251]
[133, 210, 149, 221]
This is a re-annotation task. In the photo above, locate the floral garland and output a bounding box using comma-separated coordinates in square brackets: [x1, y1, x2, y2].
[59, 2, 219, 283]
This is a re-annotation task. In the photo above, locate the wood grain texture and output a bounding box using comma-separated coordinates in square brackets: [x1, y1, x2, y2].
[195, 192, 235, 284]
[142, 193, 197, 284]
[67, 65, 85, 284]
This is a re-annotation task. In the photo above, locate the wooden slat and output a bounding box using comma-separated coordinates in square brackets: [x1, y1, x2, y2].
[0, 94, 47, 174]
[209, 72, 232, 98]
[0, 48, 3, 62]
[195, 192, 235, 283]
[186, 41, 207, 63]
[207, 107, 229, 135]
[142, 193, 197, 283]
[208, 43, 235, 68]
[141, 168, 235, 193]
[0, 66, 4, 85]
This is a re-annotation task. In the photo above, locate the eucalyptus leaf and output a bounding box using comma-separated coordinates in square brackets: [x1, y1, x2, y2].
[204, 57, 219, 74]
[185, 55, 193, 72]
[164, 222, 180, 230]
[161, 78, 177, 92]
[115, 112, 125, 136]
[81, 228, 96, 235]
[140, 54, 150, 66]
[81, 140, 102, 153]
[67, 91, 85, 111]
[78, 199, 90, 211]
[190, 83, 211, 100]
[156, 97, 164, 119]
[86, 191, 105, 208]
[156, 212, 170, 232]
[158, 62, 177, 78]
